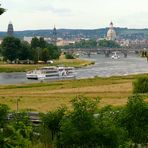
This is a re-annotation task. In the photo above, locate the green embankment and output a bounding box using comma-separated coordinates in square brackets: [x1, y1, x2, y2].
[0, 58, 94, 72]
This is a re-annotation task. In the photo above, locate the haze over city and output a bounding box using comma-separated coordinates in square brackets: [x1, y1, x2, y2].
[0, 0, 148, 31]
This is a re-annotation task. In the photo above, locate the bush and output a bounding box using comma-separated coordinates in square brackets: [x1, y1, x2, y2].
[133, 76, 148, 93]
[65, 53, 75, 59]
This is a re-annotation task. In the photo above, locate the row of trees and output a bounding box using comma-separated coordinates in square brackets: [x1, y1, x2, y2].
[0, 36, 61, 63]
[63, 39, 120, 49]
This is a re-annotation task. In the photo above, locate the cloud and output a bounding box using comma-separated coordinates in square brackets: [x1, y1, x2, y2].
[1, 0, 148, 30]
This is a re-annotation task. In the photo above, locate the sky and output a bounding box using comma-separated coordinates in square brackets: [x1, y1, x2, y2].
[0, 0, 148, 31]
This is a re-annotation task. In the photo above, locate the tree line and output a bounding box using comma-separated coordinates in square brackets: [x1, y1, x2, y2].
[0, 36, 61, 63]
[0, 76, 148, 147]
[62, 39, 120, 49]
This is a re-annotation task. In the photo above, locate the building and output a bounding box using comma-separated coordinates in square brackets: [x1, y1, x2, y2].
[7, 22, 14, 36]
[107, 22, 116, 41]
[23, 36, 52, 44]
[52, 25, 57, 45]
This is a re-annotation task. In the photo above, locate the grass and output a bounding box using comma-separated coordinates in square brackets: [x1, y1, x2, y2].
[0, 74, 148, 112]
[0, 56, 94, 72]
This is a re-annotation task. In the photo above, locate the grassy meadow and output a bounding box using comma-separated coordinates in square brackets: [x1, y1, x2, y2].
[0, 55, 94, 72]
[0, 74, 148, 112]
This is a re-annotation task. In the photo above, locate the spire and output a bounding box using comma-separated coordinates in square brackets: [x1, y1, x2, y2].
[7, 21, 14, 36]
[110, 21, 113, 29]
[52, 25, 57, 45]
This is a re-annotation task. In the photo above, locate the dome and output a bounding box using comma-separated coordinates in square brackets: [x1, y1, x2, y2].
[107, 29, 116, 40]
[106, 22, 116, 40]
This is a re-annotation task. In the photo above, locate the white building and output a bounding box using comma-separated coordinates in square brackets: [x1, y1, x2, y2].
[107, 22, 117, 41]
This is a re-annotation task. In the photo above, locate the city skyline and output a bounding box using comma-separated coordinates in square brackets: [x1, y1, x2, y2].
[0, 0, 148, 31]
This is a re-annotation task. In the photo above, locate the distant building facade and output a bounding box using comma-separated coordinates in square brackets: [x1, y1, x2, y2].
[7, 22, 14, 36]
[107, 22, 116, 40]
[23, 36, 52, 44]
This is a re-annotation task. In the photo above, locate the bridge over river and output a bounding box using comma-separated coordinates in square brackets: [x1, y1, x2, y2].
[63, 47, 148, 58]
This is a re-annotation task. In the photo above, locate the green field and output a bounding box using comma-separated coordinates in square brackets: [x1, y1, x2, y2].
[0, 74, 147, 112]
[0, 58, 94, 72]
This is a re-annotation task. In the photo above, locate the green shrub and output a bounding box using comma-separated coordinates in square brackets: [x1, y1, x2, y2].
[65, 53, 75, 59]
[133, 76, 148, 93]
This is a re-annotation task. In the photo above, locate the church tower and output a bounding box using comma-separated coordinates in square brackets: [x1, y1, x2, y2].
[52, 25, 57, 45]
[7, 22, 14, 36]
[106, 22, 116, 41]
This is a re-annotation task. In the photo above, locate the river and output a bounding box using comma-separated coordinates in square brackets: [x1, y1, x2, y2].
[0, 53, 148, 84]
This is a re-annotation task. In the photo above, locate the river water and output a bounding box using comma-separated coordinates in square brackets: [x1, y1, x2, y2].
[0, 53, 148, 84]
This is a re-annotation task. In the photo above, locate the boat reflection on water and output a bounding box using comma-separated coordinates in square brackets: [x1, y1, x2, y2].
[26, 66, 76, 80]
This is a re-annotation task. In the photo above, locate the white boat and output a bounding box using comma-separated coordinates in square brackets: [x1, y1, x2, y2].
[111, 52, 120, 59]
[26, 66, 76, 80]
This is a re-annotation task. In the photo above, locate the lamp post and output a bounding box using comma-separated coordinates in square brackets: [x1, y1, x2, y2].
[16, 98, 20, 112]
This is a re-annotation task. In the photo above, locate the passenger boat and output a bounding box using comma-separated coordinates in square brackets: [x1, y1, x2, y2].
[26, 66, 76, 80]
[111, 52, 120, 59]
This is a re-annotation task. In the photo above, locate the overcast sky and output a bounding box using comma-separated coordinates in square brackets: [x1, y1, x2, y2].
[0, 0, 148, 31]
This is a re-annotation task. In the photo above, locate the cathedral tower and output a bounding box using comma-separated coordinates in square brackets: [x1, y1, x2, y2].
[7, 22, 14, 36]
[52, 25, 57, 45]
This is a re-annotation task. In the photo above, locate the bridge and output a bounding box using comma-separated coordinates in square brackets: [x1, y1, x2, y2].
[62, 47, 148, 58]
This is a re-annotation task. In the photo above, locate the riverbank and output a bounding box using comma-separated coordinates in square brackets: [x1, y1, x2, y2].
[0, 73, 147, 112]
[0, 58, 94, 72]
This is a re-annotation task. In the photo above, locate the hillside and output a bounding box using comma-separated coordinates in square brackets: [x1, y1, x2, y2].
[0, 28, 148, 40]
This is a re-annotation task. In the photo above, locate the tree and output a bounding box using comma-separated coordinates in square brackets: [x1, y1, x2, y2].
[0, 104, 9, 128]
[57, 96, 100, 147]
[41, 48, 50, 62]
[31, 37, 47, 49]
[118, 95, 148, 144]
[39, 37, 47, 49]
[18, 41, 31, 60]
[98, 39, 120, 48]
[31, 37, 40, 49]
[41, 106, 66, 141]
[133, 76, 148, 93]
[1, 36, 21, 62]
[0, 4, 5, 15]
[57, 96, 128, 148]
[0, 112, 33, 148]
[65, 52, 75, 59]
[47, 44, 61, 60]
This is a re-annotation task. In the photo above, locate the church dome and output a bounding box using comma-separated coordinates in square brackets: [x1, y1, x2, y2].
[107, 22, 116, 40]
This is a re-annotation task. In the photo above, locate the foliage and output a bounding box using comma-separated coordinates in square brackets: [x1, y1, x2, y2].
[65, 52, 75, 59]
[0, 104, 9, 128]
[31, 37, 47, 49]
[0, 112, 33, 147]
[41, 106, 66, 141]
[63, 39, 97, 49]
[0, 94, 148, 147]
[41, 48, 50, 62]
[0, 4, 5, 15]
[56, 96, 130, 148]
[117, 95, 148, 144]
[1, 36, 61, 63]
[0, 125, 31, 147]
[133, 76, 148, 93]
[1, 36, 21, 62]
[47, 44, 61, 60]
[98, 39, 120, 48]
[57, 96, 99, 147]
[18, 41, 31, 60]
